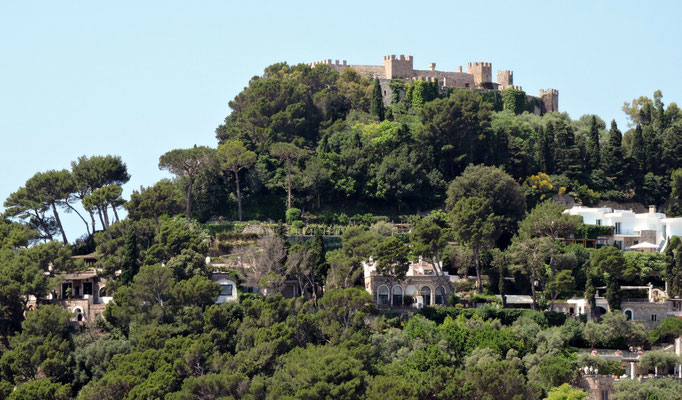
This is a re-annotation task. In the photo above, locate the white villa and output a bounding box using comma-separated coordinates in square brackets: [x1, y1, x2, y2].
[565, 205, 682, 251]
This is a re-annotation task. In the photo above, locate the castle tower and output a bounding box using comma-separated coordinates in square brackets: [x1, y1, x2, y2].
[497, 70, 513, 89]
[539, 89, 559, 113]
[383, 54, 414, 79]
[467, 62, 492, 87]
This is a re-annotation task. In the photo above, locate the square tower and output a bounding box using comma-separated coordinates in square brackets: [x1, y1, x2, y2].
[467, 62, 492, 87]
[383, 54, 414, 79]
[539, 89, 559, 113]
[497, 70, 513, 89]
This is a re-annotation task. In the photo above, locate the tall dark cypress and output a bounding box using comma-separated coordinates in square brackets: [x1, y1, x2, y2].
[602, 120, 625, 183]
[120, 230, 140, 284]
[586, 115, 601, 171]
[370, 78, 385, 120]
[630, 124, 647, 177]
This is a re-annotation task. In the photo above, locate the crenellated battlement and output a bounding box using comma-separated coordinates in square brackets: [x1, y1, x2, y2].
[540, 88, 559, 96]
[383, 54, 414, 79]
[539, 88, 559, 113]
[467, 61, 493, 87]
[308, 59, 347, 67]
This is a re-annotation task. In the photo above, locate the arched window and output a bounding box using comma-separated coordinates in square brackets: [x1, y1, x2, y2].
[421, 286, 432, 306]
[624, 309, 633, 321]
[73, 307, 84, 322]
[98, 286, 107, 297]
[377, 286, 389, 305]
[435, 286, 445, 305]
[392, 286, 403, 306]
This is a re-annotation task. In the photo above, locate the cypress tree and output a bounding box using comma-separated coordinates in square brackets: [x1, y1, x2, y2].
[665, 236, 681, 297]
[630, 124, 647, 177]
[537, 125, 555, 174]
[120, 230, 140, 285]
[663, 124, 682, 172]
[586, 115, 601, 171]
[370, 79, 385, 120]
[553, 120, 582, 180]
[602, 120, 624, 183]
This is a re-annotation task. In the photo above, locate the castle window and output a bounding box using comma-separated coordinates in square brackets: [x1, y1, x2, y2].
[465, 83, 470, 88]
[83, 282, 93, 296]
[601, 390, 609, 400]
[651, 314, 657, 321]
[624, 309, 633, 320]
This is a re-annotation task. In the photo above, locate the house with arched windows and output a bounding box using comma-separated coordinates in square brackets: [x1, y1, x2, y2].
[363, 256, 453, 309]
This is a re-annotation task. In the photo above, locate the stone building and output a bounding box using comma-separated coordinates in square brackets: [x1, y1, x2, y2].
[307, 54, 558, 114]
[27, 268, 113, 324]
[363, 257, 453, 308]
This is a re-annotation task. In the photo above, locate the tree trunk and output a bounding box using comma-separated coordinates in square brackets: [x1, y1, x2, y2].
[112, 204, 120, 223]
[286, 162, 292, 209]
[474, 247, 482, 294]
[234, 170, 243, 221]
[186, 174, 193, 220]
[102, 206, 110, 230]
[88, 210, 97, 233]
[66, 203, 90, 236]
[530, 268, 538, 311]
[51, 202, 68, 244]
[317, 192, 320, 210]
[97, 207, 107, 232]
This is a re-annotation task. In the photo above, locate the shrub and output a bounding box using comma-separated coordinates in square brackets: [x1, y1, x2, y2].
[285, 208, 301, 224]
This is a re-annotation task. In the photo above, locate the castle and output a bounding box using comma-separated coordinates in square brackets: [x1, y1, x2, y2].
[308, 55, 558, 114]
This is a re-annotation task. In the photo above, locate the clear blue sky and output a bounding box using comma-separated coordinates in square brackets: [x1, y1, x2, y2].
[1, 1, 680, 240]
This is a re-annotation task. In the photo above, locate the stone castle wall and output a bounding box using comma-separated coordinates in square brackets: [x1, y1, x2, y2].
[307, 55, 559, 113]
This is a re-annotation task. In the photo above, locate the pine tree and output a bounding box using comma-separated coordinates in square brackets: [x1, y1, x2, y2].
[370, 79, 385, 120]
[120, 230, 140, 285]
[586, 115, 601, 171]
[663, 124, 682, 172]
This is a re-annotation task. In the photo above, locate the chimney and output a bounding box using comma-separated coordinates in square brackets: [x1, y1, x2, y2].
[458, 65, 462, 72]
[649, 205, 656, 214]
[429, 62, 436, 71]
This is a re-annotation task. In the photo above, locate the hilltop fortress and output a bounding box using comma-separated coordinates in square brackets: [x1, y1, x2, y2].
[308, 54, 558, 114]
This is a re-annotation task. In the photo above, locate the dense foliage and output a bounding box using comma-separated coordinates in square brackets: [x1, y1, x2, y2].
[2, 62, 682, 398]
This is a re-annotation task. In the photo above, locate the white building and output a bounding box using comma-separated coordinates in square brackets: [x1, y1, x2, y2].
[565, 205, 682, 252]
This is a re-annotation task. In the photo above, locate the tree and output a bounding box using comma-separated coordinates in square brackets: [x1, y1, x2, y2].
[217, 139, 257, 221]
[124, 179, 184, 224]
[591, 246, 626, 311]
[71, 155, 130, 233]
[602, 121, 625, 183]
[450, 197, 500, 293]
[664, 236, 681, 297]
[370, 78, 385, 120]
[302, 156, 330, 210]
[544, 384, 587, 400]
[236, 236, 287, 296]
[509, 236, 555, 310]
[586, 115, 601, 171]
[119, 229, 139, 285]
[269, 142, 304, 209]
[266, 344, 367, 399]
[639, 350, 681, 376]
[375, 237, 410, 302]
[629, 124, 647, 179]
[446, 164, 526, 238]
[410, 210, 450, 278]
[158, 146, 215, 220]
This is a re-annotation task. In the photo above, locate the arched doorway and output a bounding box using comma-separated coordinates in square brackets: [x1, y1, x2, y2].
[435, 286, 445, 305]
[421, 286, 432, 306]
[392, 286, 403, 306]
[377, 286, 389, 306]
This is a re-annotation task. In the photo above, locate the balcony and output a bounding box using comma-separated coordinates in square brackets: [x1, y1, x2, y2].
[613, 229, 640, 236]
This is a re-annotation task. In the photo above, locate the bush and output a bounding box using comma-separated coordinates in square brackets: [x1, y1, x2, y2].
[285, 208, 301, 224]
